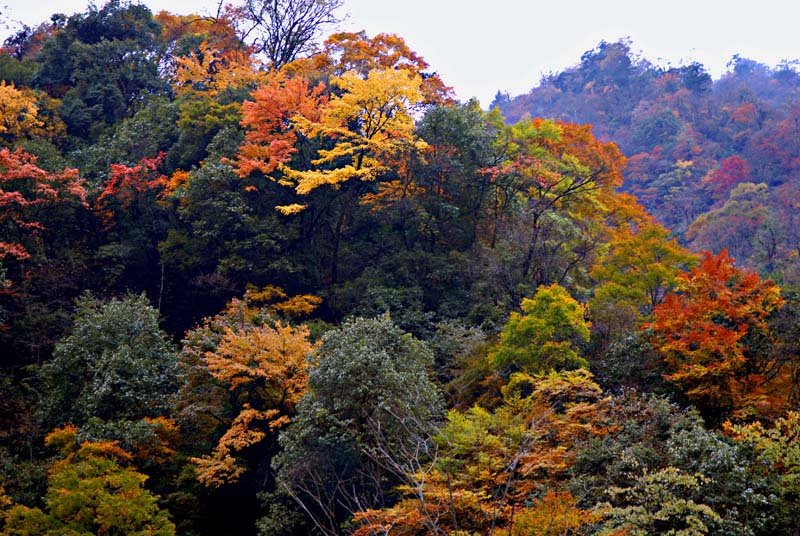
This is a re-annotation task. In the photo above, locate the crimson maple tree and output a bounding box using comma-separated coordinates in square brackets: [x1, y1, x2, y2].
[0, 147, 86, 264]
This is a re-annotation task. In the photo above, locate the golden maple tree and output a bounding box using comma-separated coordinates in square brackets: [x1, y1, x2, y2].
[191, 319, 316, 487]
[276, 67, 427, 214]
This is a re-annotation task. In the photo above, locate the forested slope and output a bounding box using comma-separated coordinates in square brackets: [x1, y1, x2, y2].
[494, 40, 800, 281]
[0, 2, 798, 535]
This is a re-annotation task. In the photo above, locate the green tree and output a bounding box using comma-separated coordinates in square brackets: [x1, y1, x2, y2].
[570, 393, 784, 535]
[159, 160, 293, 326]
[726, 411, 800, 525]
[491, 284, 590, 375]
[32, 0, 165, 140]
[599, 468, 722, 536]
[274, 315, 443, 535]
[412, 100, 499, 250]
[687, 182, 770, 267]
[39, 293, 177, 427]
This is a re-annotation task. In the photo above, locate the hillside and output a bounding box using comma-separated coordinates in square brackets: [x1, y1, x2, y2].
[494, 40, 800, 281]
[0, 3, 799, 535]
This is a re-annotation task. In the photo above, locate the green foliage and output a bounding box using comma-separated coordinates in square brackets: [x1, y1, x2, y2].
[570, 394, 785, 535]
[0, 53, 39, 87]
[39, 293, 177, 427]
[425, 318, 488, 386]
[275, 315, 443, 534]
[300, 314, 442, 442]
[73, 95, 180, 181]
[589, 331, 667, 392]
[32, 0, 166, 140]
[491, 284, 590, 374]
[414, 100, 498, 248]
[34, 0, 163, 136]
[159, 160, 293, 325]
[599, 467, 722, 536]
[687, 182, 769, 266]
[3, 427, 175, 536]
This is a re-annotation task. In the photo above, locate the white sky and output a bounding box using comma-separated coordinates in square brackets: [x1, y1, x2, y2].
[3, 0, 799, 106]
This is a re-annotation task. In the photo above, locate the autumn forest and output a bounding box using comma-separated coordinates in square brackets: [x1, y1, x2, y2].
[0, 0, 799, 534]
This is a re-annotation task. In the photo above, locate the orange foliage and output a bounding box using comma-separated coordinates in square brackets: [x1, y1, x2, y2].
[319, 31, 453, 104]
[164, 169, 190, 197]
[155, 10, 241, 55]
[132, 417, 181, 465]
[205, 322, 312, 401]
[172, 40, 263, 97]
[354, 370, 612, 535]
[506, 491, 602, 536]
[549, 121, 627, 191]
[649, 250, 785, 418]
[97, 154, 167, 211]
[731, 101, 758, 124]
[192, 319, 316, 487]
[242, 284, 322, 318]
[45, 425, 133, 463]
[235, 73, 327, 177]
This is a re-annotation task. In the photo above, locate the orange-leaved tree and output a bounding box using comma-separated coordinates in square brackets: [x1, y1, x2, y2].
[181, 288, 319, 488]
[648, 250, 786, 419]
[235, 72, 327, 178]
[96, 154, 168, 217]
[354, 370, 611, 535]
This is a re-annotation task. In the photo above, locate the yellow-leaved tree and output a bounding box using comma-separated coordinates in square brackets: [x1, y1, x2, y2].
[0, 81, 64, 143]
[235, 67, 428, 309]
[276, 67, 427, 213]
[172, 41, 265, 99]
[190, 321, 316, 487]
[0, 81, 42, 142]
[3, 426, 175, 535]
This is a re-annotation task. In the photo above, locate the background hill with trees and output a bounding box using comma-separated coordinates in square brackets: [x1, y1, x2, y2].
[493, 39, 800, 281]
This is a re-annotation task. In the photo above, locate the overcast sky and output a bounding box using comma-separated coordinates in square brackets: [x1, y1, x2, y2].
[3, 0, 798, 106]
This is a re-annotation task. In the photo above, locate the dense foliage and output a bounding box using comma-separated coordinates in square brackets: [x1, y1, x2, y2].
[494, 40, 800, 283]
[0, 2, 799, 535]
